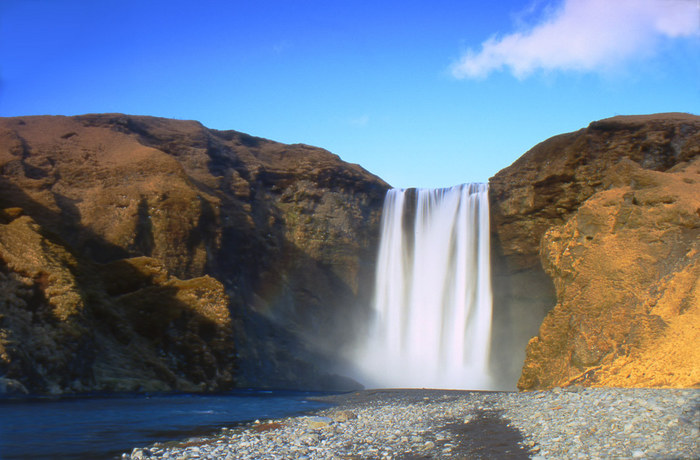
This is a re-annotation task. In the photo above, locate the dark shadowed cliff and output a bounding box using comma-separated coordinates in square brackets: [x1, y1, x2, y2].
[0, 114, 388, 394]
[490, 113, 699, 390]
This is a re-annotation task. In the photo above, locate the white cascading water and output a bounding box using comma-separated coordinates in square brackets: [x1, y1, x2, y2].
[353, 183, 493, 390]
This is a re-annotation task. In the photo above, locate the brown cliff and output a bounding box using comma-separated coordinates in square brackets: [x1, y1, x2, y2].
[0, 210, 234, 394]
[489, 113, 700, 390]
[0, 114, 388, 394]
[4, 111, 695, 394]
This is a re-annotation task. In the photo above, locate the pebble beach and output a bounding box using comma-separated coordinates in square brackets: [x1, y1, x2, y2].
[123, 387, 699, 459]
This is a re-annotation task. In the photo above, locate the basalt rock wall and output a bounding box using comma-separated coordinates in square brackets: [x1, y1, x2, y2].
[0, 114, 388, 394]
[489, 113, 700, 390]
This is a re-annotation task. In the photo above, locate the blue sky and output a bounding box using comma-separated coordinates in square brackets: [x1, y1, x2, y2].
[1, 0, 698, 188]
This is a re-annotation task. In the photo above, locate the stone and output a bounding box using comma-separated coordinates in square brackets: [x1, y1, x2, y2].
[332, 410, 357, 422]
[305, 416, 333, 430]
[122, 388, 700, 460]
[0, 377, 29, 395]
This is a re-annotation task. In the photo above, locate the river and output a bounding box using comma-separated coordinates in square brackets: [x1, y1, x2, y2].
[0, 390, 332, 459]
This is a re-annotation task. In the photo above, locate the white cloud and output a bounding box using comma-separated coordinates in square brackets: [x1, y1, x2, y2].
[452, 0, 699, 79]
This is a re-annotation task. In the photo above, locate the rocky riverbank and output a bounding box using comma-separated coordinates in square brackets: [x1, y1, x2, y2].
[123, 388, 699, 459]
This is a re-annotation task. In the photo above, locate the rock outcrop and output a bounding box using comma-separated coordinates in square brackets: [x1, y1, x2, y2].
[0, 209, 234, 394]
[0, 114, 388, 394]
[489, 113, 700, 390]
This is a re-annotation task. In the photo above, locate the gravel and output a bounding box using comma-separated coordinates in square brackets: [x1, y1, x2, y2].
[122, 387, 699, 459]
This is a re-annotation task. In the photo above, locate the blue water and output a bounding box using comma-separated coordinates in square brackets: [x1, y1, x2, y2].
[0, 390, 332, 459]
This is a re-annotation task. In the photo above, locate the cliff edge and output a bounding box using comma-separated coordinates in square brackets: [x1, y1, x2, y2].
[490, 113, 700, 390]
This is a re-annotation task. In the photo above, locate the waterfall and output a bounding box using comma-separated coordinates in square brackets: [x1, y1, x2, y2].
[354, 183, 493, 390]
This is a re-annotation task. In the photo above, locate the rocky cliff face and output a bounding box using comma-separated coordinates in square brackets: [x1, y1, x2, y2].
[490, 113, 700, 390]
[0, 114, 388, 394]
[4, 112, 695, 395]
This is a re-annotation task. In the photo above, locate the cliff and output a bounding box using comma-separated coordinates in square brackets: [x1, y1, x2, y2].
[489, 113, 700, 390]
[0, 114, 388, 394]
[3, 112, 697, 395]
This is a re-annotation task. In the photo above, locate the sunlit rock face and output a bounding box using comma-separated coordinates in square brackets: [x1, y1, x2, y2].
[0, 114, 388, 393]
[490, 113, 700, 390]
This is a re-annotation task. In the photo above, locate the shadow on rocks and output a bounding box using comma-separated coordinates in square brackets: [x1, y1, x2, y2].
[443, 409, 532, 459]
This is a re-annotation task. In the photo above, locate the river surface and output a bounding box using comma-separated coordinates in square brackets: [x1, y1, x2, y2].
[0, 390, 332, 459]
